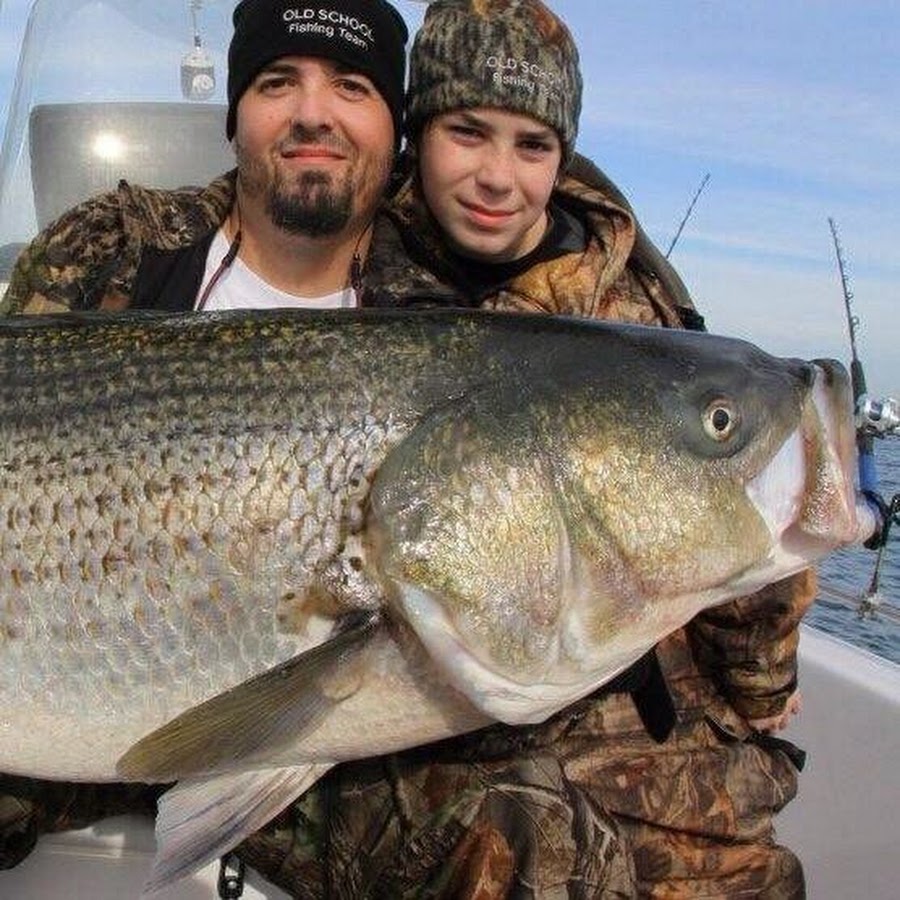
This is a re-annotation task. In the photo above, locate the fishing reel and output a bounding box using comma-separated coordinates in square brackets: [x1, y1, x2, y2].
[855, 393, 898, 552]
[857, 395, 900, 438]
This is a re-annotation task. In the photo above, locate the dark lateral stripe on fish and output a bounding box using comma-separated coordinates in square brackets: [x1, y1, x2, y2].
[0, 310, 530, 437]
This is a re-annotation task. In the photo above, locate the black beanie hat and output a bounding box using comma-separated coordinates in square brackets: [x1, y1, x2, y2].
[227, 0, 408, 144]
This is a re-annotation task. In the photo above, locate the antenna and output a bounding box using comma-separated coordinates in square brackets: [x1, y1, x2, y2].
[181, 1, 216, 101]
[665, 172, 710, 259]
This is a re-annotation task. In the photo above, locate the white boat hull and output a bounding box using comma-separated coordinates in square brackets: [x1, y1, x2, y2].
[778, 625, 900, 899]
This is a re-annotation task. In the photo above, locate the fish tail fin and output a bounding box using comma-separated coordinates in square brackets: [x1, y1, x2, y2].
[140, 763, 332, 897]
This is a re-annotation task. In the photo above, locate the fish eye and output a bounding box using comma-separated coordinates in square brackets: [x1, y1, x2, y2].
[702, 398, 740, 442]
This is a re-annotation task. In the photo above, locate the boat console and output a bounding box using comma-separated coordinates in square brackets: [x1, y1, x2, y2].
[0, 0, 235, 295]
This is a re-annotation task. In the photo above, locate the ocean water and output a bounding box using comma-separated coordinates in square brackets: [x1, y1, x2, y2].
[810, 437, 900, 664]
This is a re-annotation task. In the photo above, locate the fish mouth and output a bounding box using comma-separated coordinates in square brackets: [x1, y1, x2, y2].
[748, 360, 877, 562]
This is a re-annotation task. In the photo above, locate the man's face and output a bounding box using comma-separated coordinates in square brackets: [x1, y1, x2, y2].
[234, 56, 394, 237]
[418, 108, 562, 263]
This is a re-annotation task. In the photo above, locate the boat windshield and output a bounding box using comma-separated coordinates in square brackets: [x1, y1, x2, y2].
[0, 0, 236, 284]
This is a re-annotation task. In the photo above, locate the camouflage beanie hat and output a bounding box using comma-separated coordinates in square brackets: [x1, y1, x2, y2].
[407, 0, 583, 161]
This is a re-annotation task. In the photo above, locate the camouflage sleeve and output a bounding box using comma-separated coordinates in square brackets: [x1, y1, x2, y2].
[0, 233, 63, 315]
[0, 191, 135, 316]
[686, 569, 817, 720]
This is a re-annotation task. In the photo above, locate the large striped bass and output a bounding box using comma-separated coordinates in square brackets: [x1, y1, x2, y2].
[0, 308, 873, 893]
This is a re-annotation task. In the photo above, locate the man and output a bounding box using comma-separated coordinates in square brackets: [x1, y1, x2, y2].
[0, 0, 408, 316]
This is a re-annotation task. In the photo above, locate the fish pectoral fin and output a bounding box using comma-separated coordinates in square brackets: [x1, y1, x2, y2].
[140, 763, 333, 897]
[117, 611, 379, 782]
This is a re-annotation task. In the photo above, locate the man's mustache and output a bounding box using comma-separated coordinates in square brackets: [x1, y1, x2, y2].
[277, 124, 351, 156]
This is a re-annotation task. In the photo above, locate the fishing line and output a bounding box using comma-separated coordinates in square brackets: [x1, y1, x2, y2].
[817, 580, 900, 625]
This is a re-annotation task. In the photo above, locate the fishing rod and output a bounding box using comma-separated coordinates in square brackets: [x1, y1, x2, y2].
[829, 218, 900, 443]
[827, 218, 900, 620]
[665, 173, 710, 259]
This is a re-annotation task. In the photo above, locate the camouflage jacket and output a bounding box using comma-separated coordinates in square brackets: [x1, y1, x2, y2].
[0, 163, 811, 898]
[366, 155, 702, 329]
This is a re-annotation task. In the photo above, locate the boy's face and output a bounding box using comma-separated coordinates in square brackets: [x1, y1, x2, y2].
[418, 107, 562, 263]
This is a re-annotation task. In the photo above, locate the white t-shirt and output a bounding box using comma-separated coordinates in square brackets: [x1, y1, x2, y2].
[197, 228, 357, 311]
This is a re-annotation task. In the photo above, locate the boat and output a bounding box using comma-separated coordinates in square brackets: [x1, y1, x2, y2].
[0, 2, 897, 898]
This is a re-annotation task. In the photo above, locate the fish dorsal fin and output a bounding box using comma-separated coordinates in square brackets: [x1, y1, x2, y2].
[141, 764, 331, 896]
[117, 612, 379, 782]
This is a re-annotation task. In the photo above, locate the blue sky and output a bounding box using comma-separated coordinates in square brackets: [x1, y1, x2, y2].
[0, 0, 897, 396]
